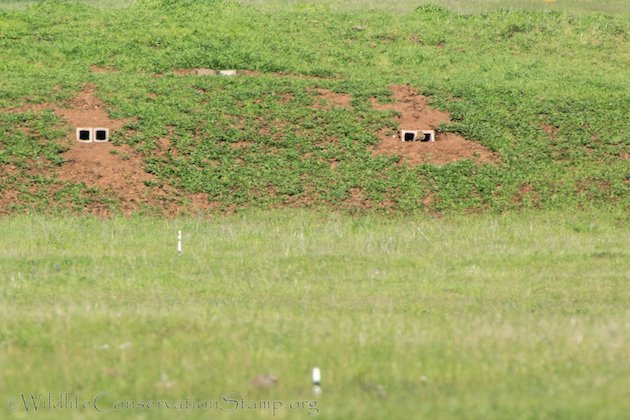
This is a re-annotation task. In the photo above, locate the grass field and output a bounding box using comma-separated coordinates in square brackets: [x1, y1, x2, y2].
[1, 1, 629, 418]
[1, 210, 629, 419]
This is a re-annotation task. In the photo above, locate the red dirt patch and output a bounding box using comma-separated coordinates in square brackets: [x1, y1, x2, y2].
[54, 85, 130, 131]
[278, 92, 294, 104]
[188, 192, 220, 212]
[311, 88, 353, 110]
[340, 186, 397, 211]
[173, 68, 196, 76]
[47, 86, 173, 214]
[2, 85, 215, 216]
[541, 123, 559, 140]
[59, 144, 156, 207]
[345, 187, 366, 208]
[0, 188, 19, 215]
[422, 191, 435, 208]
[90, 65, 118, 74]
[370, 85, 498, 166]
[512, 183, 539, 206]
[229, 141, 251, 150]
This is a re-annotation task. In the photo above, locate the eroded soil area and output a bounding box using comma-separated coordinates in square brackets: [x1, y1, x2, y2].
[2, 85, 212, 215]
[370, 85, 497, 165]
[1, 80, 498, 215]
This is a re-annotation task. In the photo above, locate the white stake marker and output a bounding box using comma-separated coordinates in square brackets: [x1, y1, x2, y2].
[177, 230, 182, 255]
[312, 367, 321, 396]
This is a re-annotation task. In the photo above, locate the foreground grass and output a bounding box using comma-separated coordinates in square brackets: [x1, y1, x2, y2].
[1, 210, 629, 419]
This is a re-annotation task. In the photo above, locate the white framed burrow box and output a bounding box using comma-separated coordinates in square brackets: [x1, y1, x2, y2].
[400, 129, 435, 142]
[76, 128, 110, 143]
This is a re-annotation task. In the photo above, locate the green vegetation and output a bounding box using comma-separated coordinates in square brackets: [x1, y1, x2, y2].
[1, 3, 628, 419]
[0, 0, 133, 9]
[1, 210, 629, 419]
[1, 0, 628, 215]
[3, 0, 630, 17]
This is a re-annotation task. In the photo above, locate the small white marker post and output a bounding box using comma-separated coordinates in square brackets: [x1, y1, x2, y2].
[312, 367, 321, 396]
[177, 230, 182, 256]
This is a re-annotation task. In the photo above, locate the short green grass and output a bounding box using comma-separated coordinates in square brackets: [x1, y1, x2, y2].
[1, 210, 629, 419]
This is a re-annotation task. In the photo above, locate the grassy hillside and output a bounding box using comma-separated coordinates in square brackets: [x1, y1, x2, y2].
[1, 210, 629, 419]
[1, 4, 629, 419]
[0, 0, 629, 215]
[243, 0, 630, 17]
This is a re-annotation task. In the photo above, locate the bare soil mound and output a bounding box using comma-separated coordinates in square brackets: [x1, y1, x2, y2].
[371, 85, 497, 165]
[4, 85, 212, 215]
[53, 85, 154, 212]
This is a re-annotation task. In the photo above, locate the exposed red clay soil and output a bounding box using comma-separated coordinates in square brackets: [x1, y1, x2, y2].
[282, 93, 294, 103]
[60, 144, 155, 205]
[2, 85, 214, 216]
[370, 85, 498, 166]
[512, 183, 539, 205]
[541, 123, 559, 140]
[54, 85, 130, 131]
[311, 88, 353, 110]
[340, 186, 397, 211]
[46, 86, 163, 214]
[150, 126, 182, 159]
[90, 65, 118, 74]
[58, 88, 216, 214]
[345, 187, 365, 208]
[2, 80, 501, 215]
[0, 163, 50, 215]
[173, 68, 201, 76]
[229, 141, 251, 150]
[0, 188, 19, 215]
[422, 191, 435, 207]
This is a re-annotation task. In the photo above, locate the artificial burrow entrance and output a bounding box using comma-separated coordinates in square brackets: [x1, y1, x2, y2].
[77, 128, 92, 143]
[400, 129, 435, 142]
[94, 128, 109, 142]
[370, 85, 498, 165]
[403, 131, 415, 142]
[75, 127, 110, 143]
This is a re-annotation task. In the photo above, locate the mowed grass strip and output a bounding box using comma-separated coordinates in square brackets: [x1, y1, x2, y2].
[1, 210, 629, 418]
